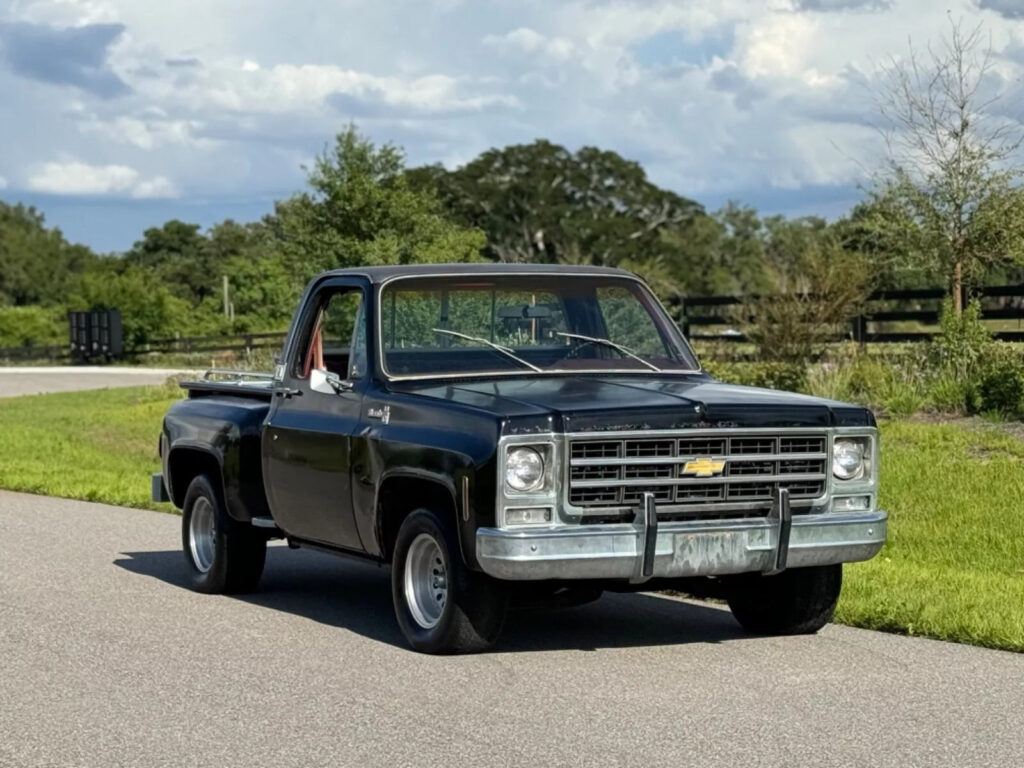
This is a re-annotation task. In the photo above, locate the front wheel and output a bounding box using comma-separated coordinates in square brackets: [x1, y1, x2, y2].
[182, 474, 266, 594]
[725, 564, 842, 635]
[391, 509, 507, 654]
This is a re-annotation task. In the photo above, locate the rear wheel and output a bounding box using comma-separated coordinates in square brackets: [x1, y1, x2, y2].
[725, 564, 842, 635]
[181, 474, 266, 594]
[391, 509, 507, 654]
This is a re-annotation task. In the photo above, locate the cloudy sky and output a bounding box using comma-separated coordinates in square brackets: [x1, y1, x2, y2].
[1, 0, 1023, 252]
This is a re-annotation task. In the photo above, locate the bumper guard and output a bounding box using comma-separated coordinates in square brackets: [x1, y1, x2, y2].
[476, 500, 887, 582]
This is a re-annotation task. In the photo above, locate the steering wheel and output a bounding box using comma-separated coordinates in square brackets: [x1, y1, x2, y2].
[562, 338, 605, 360]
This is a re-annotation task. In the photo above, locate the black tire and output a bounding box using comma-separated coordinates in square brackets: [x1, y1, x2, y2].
[725, 564, 842, 635]
[391, 509, 507, 654]
[181, 474, 266, 594]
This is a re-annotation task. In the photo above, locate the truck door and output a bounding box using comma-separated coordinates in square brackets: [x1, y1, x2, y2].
[262, 280, 368, 550]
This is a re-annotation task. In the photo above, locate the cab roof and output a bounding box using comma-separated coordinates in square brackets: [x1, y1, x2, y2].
[323, 262, 636, 285]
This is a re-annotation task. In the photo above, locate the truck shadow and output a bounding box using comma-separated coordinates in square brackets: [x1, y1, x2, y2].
[114, 546, 749, 652]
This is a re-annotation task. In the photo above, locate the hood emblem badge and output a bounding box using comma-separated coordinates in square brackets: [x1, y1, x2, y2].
[682, 457, 725, 477]
[367, 405, 391, 424]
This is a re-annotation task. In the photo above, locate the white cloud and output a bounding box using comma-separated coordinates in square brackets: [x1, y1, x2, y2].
[76, 113, 211, 149]
[0, 175, 7, 189]
[8, 0, 120, 26]
[2, 0, 1024, 251]
[792, 0, 891, 10]
[131, 175, 176, 198]
[484, 27, 576, 61]
[736, 13, 819, 78]
[27, 160, 177, 197]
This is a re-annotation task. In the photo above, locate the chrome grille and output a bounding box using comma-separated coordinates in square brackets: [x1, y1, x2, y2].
[568, 432, 828, 517]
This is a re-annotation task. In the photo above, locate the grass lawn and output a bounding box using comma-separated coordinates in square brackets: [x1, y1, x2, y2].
[0, 384, 1021, 652]
[0, 382, 180, 511]
[837, 419, 1024, 652]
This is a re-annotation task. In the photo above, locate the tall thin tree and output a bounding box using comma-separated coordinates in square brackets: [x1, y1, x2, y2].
[871, 18, 1024, 312]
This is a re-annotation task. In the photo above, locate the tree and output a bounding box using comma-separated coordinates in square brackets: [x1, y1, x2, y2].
[869, 19, 1024, 313]
[0, 202, 98, 307]
[413, 140, 705, 265]
[68, 263, 190, 348]
[661, 203, 774, 298]
[271, 126, 485, 284]
[125, 220, 218, 306]
[736, 217, 872, 362]
[406, 140, 707, 293]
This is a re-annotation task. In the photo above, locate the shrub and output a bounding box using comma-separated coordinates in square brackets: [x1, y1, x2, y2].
[930, 298, 991, 377]
[704, 360, 808, 392]
[733, 249, 870, 363]
[0, 305, 65, 348]
[927, 373, 972, 414]
[68, 265, 191, 349]
[975, 343, 1024, 415]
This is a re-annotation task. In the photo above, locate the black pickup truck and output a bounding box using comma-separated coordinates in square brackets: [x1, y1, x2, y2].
[153, 264, 885, 653]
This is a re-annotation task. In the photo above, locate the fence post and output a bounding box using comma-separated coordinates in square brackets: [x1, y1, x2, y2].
[678, 297, 689, 338]
[851, 314, 866, 347]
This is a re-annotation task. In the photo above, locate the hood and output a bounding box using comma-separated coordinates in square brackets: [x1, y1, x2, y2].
[393, 374, 873, 432]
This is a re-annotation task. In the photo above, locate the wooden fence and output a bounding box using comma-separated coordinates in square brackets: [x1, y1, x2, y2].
[6, 284, 1024, 363]
[674, 284, 1024, 344]
[0, 331, 288, 363]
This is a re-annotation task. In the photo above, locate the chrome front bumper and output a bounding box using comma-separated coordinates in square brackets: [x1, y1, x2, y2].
[476, 511, 887, 581]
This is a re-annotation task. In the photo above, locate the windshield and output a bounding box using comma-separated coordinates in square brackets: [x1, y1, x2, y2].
[378, 274, 699, 379]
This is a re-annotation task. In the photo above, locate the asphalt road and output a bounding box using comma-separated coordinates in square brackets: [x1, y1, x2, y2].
[2, 490, 1022, 768]
[0, 367, 191, 398]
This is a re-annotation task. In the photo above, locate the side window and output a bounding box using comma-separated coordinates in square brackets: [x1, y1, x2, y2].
[596, 286, 668, 358]
[294, 288, 366, 381]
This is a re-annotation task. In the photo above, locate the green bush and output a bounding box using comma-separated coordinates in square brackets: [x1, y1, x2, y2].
[0, 305, 64, 348]
[699, 299, 1024, 419]
[930, 298, 991, 377]
[974, 343, 1024, 415]
[927, 373, 973, 413]
[704, 360, 808, 392]
[68, 265, 191, 349]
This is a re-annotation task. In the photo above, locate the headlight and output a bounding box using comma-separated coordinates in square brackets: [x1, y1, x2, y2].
[505, 446, 545, 492]
[833, 438, 869, 481]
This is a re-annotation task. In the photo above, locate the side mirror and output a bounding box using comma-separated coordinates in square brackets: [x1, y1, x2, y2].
[310, 368, 353, 395]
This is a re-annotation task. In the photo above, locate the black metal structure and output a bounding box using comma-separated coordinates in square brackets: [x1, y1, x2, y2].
[68, 309, 123, 363]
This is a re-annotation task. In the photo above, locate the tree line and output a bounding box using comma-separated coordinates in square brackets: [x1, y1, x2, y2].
[2, 19, 1022, 352]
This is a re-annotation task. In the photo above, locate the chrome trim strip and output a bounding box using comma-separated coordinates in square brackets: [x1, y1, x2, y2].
[561, 500, 821, 515]
[570, 473, 826, 488]
[476, 510, 888, 581]
[483, 510, 886, 540]
[565, 426, 833, 438]
[569, 452, 827, 466]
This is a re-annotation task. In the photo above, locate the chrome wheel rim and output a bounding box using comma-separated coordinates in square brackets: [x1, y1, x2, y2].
[404, 533, 448, 629]
[189, 497, 216, 573]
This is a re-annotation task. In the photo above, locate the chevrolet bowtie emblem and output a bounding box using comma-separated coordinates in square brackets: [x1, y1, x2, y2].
[682, 457, 725, 477]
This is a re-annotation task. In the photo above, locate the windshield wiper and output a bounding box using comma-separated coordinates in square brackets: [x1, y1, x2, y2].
[556, 332, 663, 372]
[432, 328, 542, 373]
